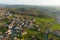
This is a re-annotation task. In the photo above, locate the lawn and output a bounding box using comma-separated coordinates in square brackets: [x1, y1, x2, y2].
[35, 17, 60, 30]
[51, 24, 60, 30]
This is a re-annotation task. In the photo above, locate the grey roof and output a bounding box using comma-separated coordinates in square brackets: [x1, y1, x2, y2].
[0, 35, 4, 38]
[14, 27, 20, 30]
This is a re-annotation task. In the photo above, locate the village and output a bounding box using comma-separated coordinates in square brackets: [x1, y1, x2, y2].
[0, 8, 60, 40]
[0, 9, 41, 40]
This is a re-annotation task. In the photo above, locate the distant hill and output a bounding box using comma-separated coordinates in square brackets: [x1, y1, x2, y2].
[0, 4, 60, 17]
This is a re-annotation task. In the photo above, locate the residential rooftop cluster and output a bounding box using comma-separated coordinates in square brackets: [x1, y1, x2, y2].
[0, 15, 41, 40]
